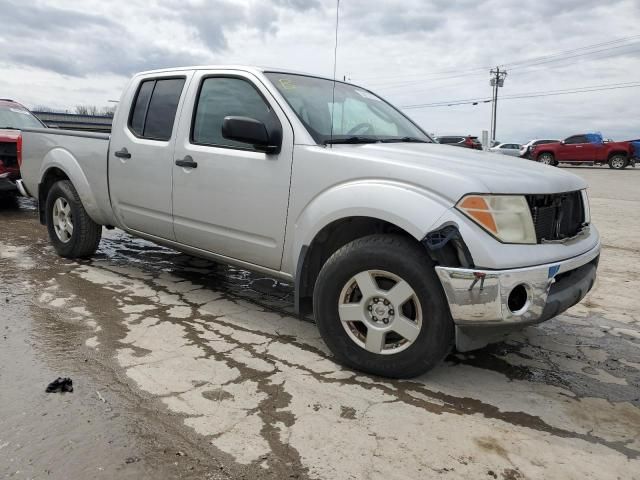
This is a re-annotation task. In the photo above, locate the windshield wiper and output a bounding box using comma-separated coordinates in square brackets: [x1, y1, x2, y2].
[323, 136, 381, 145]
[379, 137, 431, 143]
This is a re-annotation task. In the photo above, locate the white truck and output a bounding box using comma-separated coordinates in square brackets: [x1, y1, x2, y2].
[18, 66, 600, 378]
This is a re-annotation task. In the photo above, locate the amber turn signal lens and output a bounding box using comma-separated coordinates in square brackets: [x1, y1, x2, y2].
[458, 196, 498, 234]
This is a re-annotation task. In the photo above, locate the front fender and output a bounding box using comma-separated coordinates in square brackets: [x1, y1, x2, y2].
[39, 148, 110, 225]
[286, 179, 453, 274]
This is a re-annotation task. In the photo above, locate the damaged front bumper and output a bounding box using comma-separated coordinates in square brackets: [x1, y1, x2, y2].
[435, 242, 600, 351]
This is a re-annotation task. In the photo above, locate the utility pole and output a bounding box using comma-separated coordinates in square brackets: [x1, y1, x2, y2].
[489, 67, 507, 143]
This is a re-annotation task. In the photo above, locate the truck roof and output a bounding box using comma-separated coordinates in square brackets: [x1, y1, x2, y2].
[135, 65, 337, 83]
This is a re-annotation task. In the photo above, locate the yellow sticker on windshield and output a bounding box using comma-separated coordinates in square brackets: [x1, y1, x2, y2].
[279, 79, 296, 90]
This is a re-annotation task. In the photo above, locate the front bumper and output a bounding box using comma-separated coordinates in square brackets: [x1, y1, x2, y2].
[435, 243, 600, 350]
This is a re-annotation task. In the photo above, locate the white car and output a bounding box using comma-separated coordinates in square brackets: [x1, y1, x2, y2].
[520, 139, 560, 159]
[490, 143, 522, 157]
[18, 65, 600, 378]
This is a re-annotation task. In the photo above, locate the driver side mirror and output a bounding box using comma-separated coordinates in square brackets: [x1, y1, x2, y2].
[222, 116, 282, 154]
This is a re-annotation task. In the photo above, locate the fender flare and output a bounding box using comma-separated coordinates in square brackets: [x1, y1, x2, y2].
[38, 147, 110, 225]
[287, 180, 453, 276]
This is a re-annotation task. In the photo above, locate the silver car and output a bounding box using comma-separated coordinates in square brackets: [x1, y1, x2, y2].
[490, 142, 522, 157]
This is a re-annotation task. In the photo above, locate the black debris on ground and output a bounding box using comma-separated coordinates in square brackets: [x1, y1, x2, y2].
[45, 377, 74, 393]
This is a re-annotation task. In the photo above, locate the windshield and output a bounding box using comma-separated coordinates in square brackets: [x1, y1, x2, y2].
[0, 105, 44, 130]
[265, 73, 432, 144]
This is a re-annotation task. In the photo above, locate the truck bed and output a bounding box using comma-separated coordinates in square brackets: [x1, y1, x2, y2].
[20, 128, 116, 225]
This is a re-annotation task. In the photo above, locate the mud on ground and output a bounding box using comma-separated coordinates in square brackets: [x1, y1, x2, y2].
[1, 168, 639, 480]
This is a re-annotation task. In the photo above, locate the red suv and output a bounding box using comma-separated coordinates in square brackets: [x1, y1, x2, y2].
[532, 133, 633, 170]
[0, 99, 45, 195]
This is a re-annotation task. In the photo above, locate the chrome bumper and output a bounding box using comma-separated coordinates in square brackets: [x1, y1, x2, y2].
[435, 242, 600, 327]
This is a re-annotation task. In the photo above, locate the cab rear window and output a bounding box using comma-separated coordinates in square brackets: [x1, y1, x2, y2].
[128, 77, 185, 141]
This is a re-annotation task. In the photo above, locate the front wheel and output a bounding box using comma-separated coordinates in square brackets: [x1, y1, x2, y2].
[608, 154, 628, 170]
[313, 235, 454, 378]
[45, 180, 102, 258]
[538, 152, 555, 165]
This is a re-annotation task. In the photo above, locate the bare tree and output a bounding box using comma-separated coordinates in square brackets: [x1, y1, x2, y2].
[76, 105, 111, 116]
[101, 106, 116, 117]
[33, 105, 58, 113]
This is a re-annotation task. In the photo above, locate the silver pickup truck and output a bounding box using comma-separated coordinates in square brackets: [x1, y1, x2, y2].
[19, 65, 600, 378]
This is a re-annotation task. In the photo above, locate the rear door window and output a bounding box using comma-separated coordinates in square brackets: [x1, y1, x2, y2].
[129, 77, 185, 141]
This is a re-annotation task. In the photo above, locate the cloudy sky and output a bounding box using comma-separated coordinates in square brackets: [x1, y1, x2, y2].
[1, 0, 638, 142]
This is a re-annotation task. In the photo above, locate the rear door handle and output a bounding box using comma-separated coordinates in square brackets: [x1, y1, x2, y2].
[175, 156, 198, 169]
[114, 148, 131, 159]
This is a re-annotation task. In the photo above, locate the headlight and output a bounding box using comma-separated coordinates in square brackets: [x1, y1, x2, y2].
[457, 194, 536, 244]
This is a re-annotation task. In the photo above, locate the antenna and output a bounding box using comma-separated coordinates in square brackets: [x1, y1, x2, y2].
[329, 0, 340, 147]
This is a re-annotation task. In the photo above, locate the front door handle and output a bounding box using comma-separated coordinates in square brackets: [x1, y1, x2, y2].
[114, 148, 131, 159]
[175, 155, 198, 169]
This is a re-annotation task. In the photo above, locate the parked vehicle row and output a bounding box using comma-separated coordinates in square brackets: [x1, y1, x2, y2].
[436, 131, 637, 171]
[15, 65, 600, 378]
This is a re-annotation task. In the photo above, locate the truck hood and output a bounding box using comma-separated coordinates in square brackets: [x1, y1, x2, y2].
[332, 143, 587, 200]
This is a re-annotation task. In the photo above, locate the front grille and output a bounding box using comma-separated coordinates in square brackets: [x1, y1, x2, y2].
[526, 191, 584, 243]
[0, 142, 18, 168]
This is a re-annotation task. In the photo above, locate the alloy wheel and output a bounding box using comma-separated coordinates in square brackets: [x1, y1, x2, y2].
[338, 270, 423, 355]
[52, 197, 73, 243]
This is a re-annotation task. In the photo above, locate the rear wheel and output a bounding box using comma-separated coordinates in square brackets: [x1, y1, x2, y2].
[608, 154, 627, 170]
[46, 180, 102, 258]
[313, 234, 454, 378]
[538, 152, 555, 165]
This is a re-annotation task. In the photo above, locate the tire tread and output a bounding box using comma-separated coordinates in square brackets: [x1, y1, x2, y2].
[313, 234, 454, 378]
[46, 180, 101, 258]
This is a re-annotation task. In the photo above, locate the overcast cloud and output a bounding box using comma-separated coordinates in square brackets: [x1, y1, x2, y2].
[0, 0, 638, 141]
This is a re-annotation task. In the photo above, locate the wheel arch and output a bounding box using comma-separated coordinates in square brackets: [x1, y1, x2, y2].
[38, 167, 70, 224]
[294, 216, 417, 315]
[607, 150, 628, 161]
[289, 181, 465, 315]
[38, 149, 108, 225]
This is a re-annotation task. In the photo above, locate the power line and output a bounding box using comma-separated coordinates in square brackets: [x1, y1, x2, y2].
[503, 34, 640, 69]
[379, 43, 640, 99]
[507, 43, 640, 71]
[358, 33, 640, 84]
[361, 35, 640, 89]
[401, 81, 640, 109]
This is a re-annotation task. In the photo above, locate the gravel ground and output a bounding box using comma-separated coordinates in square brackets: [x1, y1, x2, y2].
[1, 166, 639, 480]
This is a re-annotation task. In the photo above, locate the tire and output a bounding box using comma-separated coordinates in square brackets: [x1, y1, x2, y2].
[313, 234, 454, 378]
[45, 180, 102, 258]
[608, 154, 627, 170]
[538, 152, 555, 165]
